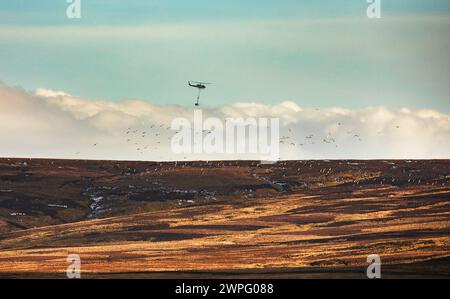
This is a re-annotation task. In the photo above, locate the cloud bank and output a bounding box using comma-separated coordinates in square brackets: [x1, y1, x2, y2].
[0, 83, 449, 161]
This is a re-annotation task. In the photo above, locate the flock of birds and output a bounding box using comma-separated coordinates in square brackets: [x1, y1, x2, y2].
[274, 122, 399, 149]
[124, 125, 174, 153]
[75, 119, 402, 158]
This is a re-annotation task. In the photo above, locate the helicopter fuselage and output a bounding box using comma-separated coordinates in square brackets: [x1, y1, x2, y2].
[189, 83, 206, 89]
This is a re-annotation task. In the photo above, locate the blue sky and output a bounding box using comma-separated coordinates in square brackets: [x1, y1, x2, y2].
[0, 0, 449, 112]
[1, 0, 450, 25]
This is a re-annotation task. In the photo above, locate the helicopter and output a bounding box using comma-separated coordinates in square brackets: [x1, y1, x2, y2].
[188, 81, 212, 106]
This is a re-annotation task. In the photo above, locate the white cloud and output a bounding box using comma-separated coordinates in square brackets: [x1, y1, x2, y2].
[35, 88, 71, 98]
[0, 83, 449, 161]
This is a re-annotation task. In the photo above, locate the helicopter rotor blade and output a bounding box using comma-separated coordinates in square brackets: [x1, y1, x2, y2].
[190, 81, 212, 85]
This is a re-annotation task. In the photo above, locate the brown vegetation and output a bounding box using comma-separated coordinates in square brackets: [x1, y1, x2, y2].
[0, 158, 449, 278]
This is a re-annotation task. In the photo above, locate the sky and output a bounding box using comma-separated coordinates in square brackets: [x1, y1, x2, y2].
[0, 0, 449, 111]
[0, 1, 449, 160]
